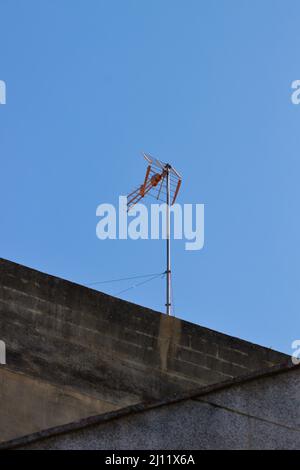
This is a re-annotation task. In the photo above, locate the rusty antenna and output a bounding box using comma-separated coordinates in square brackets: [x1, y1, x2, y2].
[127, 153, 182, 316]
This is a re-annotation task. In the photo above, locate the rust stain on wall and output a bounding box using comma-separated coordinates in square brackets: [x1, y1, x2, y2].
[158, 315, 181, 371]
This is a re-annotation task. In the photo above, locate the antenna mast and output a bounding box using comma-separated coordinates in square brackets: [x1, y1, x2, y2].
[127, 153, 182, 315]
[166, 164, 171, 316]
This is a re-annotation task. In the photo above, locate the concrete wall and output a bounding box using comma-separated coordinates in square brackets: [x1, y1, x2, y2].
[0, 258, 289, 442]
[0, 368, 118, 442]
[11, 365, 300, 450]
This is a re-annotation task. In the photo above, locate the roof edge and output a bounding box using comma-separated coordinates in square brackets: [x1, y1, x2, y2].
[0, 359, 296, 450]
[0, 257, 290, 358]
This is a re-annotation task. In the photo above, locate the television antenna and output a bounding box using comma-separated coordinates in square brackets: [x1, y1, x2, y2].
[127, 153, 182, 316]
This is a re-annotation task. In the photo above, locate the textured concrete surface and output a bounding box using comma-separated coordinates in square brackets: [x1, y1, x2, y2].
[0, 258, 290, 442]
[0, 368, 119, 442]
[4, 364, 299, 450]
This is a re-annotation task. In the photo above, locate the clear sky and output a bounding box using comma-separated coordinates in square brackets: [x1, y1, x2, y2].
[1, 0, 299, 353]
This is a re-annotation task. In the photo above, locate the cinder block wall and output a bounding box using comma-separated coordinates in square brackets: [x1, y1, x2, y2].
[0, 258, 290, 441]
[0, 258, 289, 403]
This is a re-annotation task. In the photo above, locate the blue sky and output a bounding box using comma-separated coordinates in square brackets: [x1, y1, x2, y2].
[1, 0, 299, 353]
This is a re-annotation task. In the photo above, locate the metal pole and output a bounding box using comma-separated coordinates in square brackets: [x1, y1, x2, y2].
[166, 165, 171, 315]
